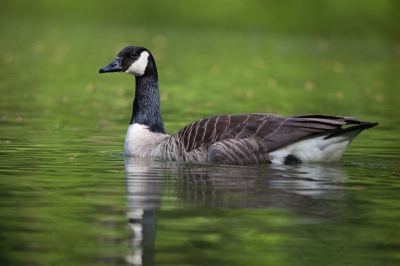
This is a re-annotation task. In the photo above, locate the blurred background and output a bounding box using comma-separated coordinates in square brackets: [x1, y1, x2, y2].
[1, 0, 399, 136]
[1, 1, 400, 266]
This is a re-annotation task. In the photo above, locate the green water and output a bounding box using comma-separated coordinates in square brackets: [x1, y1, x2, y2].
[1, 1, 400, 265]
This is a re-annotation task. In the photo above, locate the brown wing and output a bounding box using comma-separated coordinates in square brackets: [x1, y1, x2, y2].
[173, 114, 364, 153]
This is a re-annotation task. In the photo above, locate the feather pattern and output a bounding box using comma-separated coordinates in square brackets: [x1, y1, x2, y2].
[99, 46, 378, 165]
[148, 114, 375, 164]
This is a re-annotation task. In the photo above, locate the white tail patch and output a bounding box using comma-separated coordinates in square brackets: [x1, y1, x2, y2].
[268, 129, 363, 164]
[125, 51, 149, 76]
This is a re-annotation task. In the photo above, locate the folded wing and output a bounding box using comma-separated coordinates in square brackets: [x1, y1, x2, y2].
[174, 114, 364, 154]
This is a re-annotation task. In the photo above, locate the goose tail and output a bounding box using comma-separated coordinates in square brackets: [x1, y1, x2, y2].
[325, 121, 379, 140]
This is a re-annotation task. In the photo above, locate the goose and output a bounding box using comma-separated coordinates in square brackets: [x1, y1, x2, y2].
[99, 46, 378, 164]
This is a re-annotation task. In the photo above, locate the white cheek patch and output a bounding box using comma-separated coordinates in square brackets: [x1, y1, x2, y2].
[125, 51, 149, 76]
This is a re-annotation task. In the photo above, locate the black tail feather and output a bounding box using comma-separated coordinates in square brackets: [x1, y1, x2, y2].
[324, 122, 379, 139]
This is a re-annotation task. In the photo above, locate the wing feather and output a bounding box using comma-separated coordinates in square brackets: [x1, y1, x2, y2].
[173, 113, 361, 153]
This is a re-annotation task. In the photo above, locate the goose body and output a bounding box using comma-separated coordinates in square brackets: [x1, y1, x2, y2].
[99, 46, 378, 165]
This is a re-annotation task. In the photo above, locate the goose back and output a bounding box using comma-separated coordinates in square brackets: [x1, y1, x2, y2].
[153, 113, 377, 164]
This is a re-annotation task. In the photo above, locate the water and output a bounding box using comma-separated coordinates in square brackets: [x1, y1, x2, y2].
[1, 1, 400, 265]
[125, 158, 400, 266]
[4, 153, 399, 265]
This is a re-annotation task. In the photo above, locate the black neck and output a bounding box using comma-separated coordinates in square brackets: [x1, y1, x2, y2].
[130, 74, 166, 134]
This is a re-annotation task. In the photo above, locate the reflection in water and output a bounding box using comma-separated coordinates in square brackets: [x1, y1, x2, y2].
[124, 157, 348, 265]
[125, 158, 164, 265]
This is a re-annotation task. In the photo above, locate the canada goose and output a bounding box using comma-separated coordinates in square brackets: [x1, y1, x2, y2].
[99, 46, 378, 164]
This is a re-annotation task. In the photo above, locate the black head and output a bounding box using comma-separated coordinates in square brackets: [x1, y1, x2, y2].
[99, 46, 157, 77]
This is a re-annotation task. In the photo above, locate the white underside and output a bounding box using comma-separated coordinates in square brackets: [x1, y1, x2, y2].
[268, 130, 362, 164]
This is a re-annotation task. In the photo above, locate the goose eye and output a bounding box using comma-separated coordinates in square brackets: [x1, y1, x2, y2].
[131, 52, 138, 59]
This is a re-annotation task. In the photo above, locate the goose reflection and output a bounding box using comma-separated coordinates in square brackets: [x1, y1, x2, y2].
[124, 157, 348, 265]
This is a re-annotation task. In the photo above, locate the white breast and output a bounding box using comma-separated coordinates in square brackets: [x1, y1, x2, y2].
[124, 123, 169, 157]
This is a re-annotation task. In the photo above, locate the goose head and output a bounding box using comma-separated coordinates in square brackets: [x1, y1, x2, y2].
[99, 46, 157, 77]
